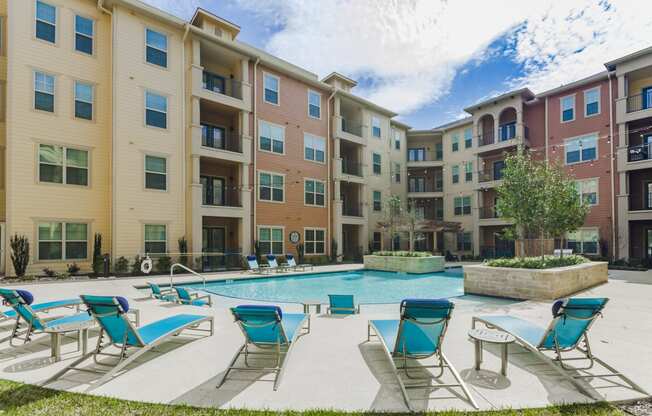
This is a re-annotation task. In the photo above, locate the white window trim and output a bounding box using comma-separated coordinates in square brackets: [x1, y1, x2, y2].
[257, 170, 285, 204]
[143, 223, 168, 254]
[393, 129, 401, 150]
[567, 227, 599, 255]
[575, 177, 599, 206]
[560, 94, 576, 123]
[371, 116, 382, 138]
[303, 227, 326, 255]
[584, 87, 601, 118]
[74, 14, 94, 56]
[258, 119, 285, 155]
[451, 164, 459, 183]
[144, 27, 169, 69]
[307, 89, 321, 119]
[263, 72, 280, 106]
[303, 133, 326, 164]
[454, 196, 472, 216]
[144, 90, 168, 130]
[257, 225, 285, 255]
[372, 190, 382, 211]
[372, 152, 382, 175]
[36, 221, 90, 262]
[33, 70, 55, 113]
[34, 0, 57, 45]
[394, 162, 401, 183]
[73, 80, 94, 121]
[37, 143, 90, 187]
[304, 178, 326, 207]
[564, 132, 599, 166]
[465, 161, 473, 182]
[452, 134, 460, 151]
[144, 154, 168, 192]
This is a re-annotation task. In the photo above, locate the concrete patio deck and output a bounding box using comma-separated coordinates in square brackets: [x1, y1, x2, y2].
[0, 264, 650, 412]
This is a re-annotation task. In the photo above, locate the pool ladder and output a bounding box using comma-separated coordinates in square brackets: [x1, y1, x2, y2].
[169, 263, 206, 288]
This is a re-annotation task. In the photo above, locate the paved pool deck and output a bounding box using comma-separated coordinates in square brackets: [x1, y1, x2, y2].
[0, 264, 650, 412]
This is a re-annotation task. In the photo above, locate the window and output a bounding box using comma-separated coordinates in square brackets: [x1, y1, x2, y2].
[435, 142, 443, 160]
[304, 134, 325, 162]
[372, 232, 382, 252]
[36, 1, 56, 43]
[201, 123, 226, 149]
[493, 160, 505, 180]
[584, 88, 600, 117]
[643, 87, 652, 110]
[452, 134, 459, 152]
[408, 148, 425, 161]
[259, 172, 284, 202]
[372, 117, 381, 138]
[38, 222, 88, 260]
[567, 228, 598, 255]
[263, 73, 279, 105]
[305, 179, 325, 207]
[394, 162, 401, 183]
[145, 91, 167, 128]
[575, 178, 598, 206]
[565, 134, 597, 164]
[75, 15, 93, 55]
[74, 81, 93, 120]
[409, 177, 425, 192]
[39, 144, 88, 186]
[201, 176, 225, 206]
[145, 28, 167, 68]
[464, 128, 473, 148]
[305, 228, 325, 255]
[145, 155, 167, 190]
[203, 71, 226, 94]
[258, 227, 283, 255]
[499, 122, 516, 141]
[457, 231, 472, 251]
[561, 95, 575, 122]
[144, 224, 167, 254]
[34, 71, 55, 112]
[465, 161, 473, 182]
[394, 129, 401, 150]
[454, 196, 471, 215]
[372, 153, 381, 175]
[259, 121, 284, 154]
[373, 191, 382, 211]
[308, 90, 320, 118]
[452, 165, 459, 184]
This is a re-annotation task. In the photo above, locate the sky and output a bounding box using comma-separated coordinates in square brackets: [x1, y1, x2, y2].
[144, 0, 652, 129]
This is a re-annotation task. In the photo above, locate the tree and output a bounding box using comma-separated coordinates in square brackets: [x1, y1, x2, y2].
[381, 195, 403, 252]
[10, 234, 30, 277]
[404, 200, 428, 252]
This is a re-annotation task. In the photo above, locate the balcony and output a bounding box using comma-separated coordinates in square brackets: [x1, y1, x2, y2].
[342, 118, 363, 137]
[475, 124, 529, 154]
[203, 71, 243, 100]
[479, 206, 499, 219]
[191, 67, 251, 112]
[627, 195, 652, 221]
[342, 202, 364, 218]
[627, 143, 652, 162]
[406, 149, 444, 167]
[626, 93, 652, 113]
[478, 167, 504, 185]
[342, 159, 363, 177]
[197, 183, 244, 219]
[202, 126, 243, 154]
[408, 181, 443, 198]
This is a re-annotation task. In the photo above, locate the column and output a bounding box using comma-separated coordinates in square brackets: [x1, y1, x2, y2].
[473, 191, 481, 256]
[191, 155, 203, 254]
[241, 163, 252, 255]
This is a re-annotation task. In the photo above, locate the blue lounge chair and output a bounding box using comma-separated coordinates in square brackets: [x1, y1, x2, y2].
[174, 286, 212, 307]
[266, 255, 288, 273]
[42, 295, 214, 391]
[368, 299, 478, 411]
[1, 295, 81, 322]
[0, 288, 89, 346]
[327, 294, 360, 315]
[284, 254, 313, 272]
[473, 298, 648, 400]
[246, 255, 270, 274]
[217, 305, 310, 390]
[147, 282, 177, 302]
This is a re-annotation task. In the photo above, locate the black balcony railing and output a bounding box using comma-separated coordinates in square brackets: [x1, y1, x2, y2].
[342, 202, 364, 217]
[628, 143, 652, 162]
[407, 149, 443, 162]
[202, 71, 243, 100]
[629, 195, 652, 211]
[201, 127, 243, 153]
[408, 181, 443, 193]
[342, 159, 363, 176]
[479, 206, 500, 219]
[478, 167, 504, 182]
[202, 188, 242, 208]
[478, 131, 495, 146]
[341, 118, 363, 137]
[626, 93, 652, 113]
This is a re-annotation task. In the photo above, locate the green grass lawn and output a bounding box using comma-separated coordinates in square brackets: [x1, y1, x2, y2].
[0, 379, 626, 416]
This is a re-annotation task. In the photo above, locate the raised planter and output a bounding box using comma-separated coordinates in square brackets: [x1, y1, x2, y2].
[364, 255, 445, 274]
[463, 261, 608, 300]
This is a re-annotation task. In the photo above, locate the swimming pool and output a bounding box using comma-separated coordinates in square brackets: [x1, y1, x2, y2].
[184, 268, 464, 304]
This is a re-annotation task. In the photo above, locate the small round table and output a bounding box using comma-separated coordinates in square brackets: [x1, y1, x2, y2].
[302, 300, 322, 314]
[468, 328, 515, 376]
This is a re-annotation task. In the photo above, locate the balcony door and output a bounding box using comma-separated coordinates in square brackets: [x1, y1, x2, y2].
[201, 176, 225, 206]
[203, 71, 226, 94]
[643, 87, 652, 110]
[493, 160, 505, 180]
[202, 124, 226, 150]
[645, 181, 652, 210]
[203, 226, 226, 271]
[409, 177, 425, 192]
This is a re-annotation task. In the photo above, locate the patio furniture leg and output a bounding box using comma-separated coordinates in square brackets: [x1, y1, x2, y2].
[501, 344, 508, 376]
[442, 352, 479, 410]
[216, 344, 245, 389]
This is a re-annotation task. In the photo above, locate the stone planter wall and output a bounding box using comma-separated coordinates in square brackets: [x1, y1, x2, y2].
[463, 261, 608, 300]
[364, 255, 445, 274]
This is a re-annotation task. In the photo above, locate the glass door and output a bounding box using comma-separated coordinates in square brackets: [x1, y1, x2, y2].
[203, 227, 226, 272]
[646, 182, 652, 210]
[646, 229, 652, 258]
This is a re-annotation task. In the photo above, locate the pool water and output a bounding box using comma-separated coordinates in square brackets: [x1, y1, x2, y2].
[185, 268, 464, 304]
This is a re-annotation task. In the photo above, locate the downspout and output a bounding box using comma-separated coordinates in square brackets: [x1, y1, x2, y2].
[326, 88, 336, 258]
[252, 57, 260, 252]
[181, 24, 190, 251]
[544, 96, 549, 163]
[608, 72, 617, 260]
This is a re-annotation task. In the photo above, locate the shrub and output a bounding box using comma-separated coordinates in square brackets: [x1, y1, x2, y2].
[131, 255, 144, 276]
[486, 255, 589, 269]
[372, 251, 432, 258]
[67, 263, 81, 275]
[114, 256, 129, 274]
[155, 256, 172, 273]
[42, 268, 56, 277]
[305, 255, 329, 265]
[92, 233, 103, 275]
[10, 234, 30, 277]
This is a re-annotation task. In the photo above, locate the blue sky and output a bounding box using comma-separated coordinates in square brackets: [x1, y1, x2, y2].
[145, 0, 652, 129]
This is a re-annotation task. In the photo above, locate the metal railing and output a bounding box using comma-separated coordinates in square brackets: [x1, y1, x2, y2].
[202, 71, 243, 100]
[478, 131, 495, 146]
[626, 93, 651, 113]
[201, 128, 243, 153]
[407, 150, 443, 162]
[170, 263, 205, 288]
[479, 206, 500, 219]
[478, 168, 504, 182]
[342, 202, 364, 217]
[408, 181, 443, 193]
[341, 118, 363, 137]
[627, 143, 652, 162]
[202, 188, 242, 207]
[342, 159, 364, 176]
[629, 195, 652, 211]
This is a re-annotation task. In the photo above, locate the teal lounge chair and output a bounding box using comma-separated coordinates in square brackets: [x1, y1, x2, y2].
[368, 299, 478, 411]
[327, 294, 360, 315]
[266, 255, 288, 273]
[174, 286, 212, 307]
[284, 254, 313, 272]
[217, 305, 310, 390]
[246, 256, 270, 274]
[473, 298, 648, 400]
[42, 295, 214, 391]
[147, 282, 177, 302]
[0, 288, 89, 346]
[1, 293, 81, 323]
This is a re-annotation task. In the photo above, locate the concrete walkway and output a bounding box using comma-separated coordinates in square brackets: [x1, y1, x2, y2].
[0, 265, 650, 412]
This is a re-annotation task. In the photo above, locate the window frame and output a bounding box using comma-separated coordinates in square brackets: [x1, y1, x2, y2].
[465, 161, 473, 182]
[304, 227, 326, 255]
[454, 196, 471, 216]
[451, 165, 459, 184]
[258, 170, 285, 203]
[560, 94, 576, 123]
[257, 225, 284, 255]
[34, 70, 55, 113]
[373, 190, 382, 211]
[394, 162, 401, 183]
[584, 87, 601, 117]
[37, 221, 89, 261]
[143, 223, 167, 254]
[567, 228, 599, 255]
[457, 231, 472, 251]
[452, 133, 460, 152]
[303, 133, 325, 164]
[304, 178, 326, 207]
[393, 129, 401, 150]
[38, 143, 90, 187]
[464, 128, 473, 148]
[74, 14, 94, 55]
[372, 152, 381, 175]
[144, 90, 168, 129]
[74, 80, 94, 121]
[371, 116, 382, 138]
[145, 27, 168, 69]
[564, 133, 598, 165]
[263, 72, 280, 106]
[575, 177, 599, 206]
[144, 154, 168, 191]
[307, 89, 321, 119]
[35, 0, 57, 44]
[258, 119, 285, 155]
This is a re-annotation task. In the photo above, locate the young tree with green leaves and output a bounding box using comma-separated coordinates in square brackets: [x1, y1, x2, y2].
[381, 195, 403, 252]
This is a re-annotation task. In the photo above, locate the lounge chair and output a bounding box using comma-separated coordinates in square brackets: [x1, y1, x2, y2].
[472, 298, 648, 400]
[284, 254, 313, 272]
[266, 255, 289, 273]
[217, 305, 310, 390]
[327, 294, 360, 315]
[147, 282, 177, 302]
[42, 295, 214, 391]
[1, 292, 81, 323]
[173, 286, 212, 307]
[246, 255, 270, 274]
[0, 288, 89, 346]
[368, 299, 478, 411]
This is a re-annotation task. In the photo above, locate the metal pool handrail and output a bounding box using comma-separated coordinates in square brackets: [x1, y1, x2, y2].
[170, 263, 206, 288]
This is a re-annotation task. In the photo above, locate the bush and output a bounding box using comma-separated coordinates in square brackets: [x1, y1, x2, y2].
[114, 256, 129, 274]
[155, 256, 172, 273]
[486, 255, 589, 269]
[67, 263, 80, 275]
[42, 267, 56, 277]
[10, 234, 30, 277]
[371, 251, 432, 258]
[305, 255, 330, 265]
[131, 255, 144, 276]
[92, 233, 103, 275]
